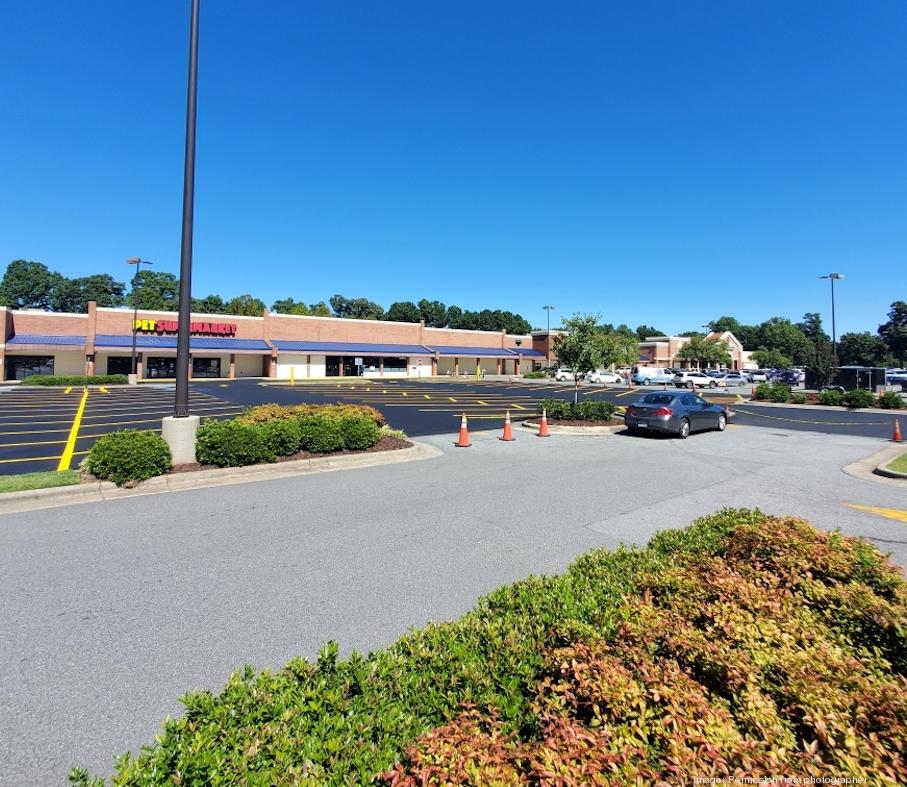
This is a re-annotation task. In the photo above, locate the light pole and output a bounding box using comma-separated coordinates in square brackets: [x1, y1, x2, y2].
[162, 0, 201, 465]
[127, 257, 152, 381]
[819, 273, 844, 366]
[543, 305, 555, 364]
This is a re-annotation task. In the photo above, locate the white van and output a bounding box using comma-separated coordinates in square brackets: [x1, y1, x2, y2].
[631, 366, 673, 384]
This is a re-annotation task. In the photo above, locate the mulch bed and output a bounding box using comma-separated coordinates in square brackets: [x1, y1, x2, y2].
[525, 418, 625, 427]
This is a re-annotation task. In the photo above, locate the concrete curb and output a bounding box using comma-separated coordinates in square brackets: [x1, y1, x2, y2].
[0, 441, 443, 515]
[842, 443, 907, 486]
[521, 420, 625, 435]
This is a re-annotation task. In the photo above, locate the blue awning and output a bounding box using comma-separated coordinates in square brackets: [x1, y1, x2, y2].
[272, 341, 433, 356]
[7, 334, 86, 347]
[94, 334, 270, 352]
[429, 345, 521, 358]
[513, 348, 545, 358]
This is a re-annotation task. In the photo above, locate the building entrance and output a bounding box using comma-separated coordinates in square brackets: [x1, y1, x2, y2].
[145, 357, 177, 378]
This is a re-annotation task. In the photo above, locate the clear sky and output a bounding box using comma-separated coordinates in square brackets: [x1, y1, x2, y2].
[2, 1, 904, 335]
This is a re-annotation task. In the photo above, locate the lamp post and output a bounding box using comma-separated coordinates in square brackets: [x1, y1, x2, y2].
[162, 0, 202, 465]
[543, 305, 555, 364]
[819, 273, 844, 367]
[127, 257, 152, 383]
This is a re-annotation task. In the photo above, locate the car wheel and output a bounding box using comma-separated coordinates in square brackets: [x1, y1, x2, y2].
[709, 381, 717, 388]
[678, 418, 690, 439]
[716, 413, 727, 431]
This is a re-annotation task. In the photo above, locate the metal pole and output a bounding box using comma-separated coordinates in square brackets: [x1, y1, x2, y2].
[127, 258, 152, 377]
[175, 0, 200, 418]
[830, 276, 837, 367]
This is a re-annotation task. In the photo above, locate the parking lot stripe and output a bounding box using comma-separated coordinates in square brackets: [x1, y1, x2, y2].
[57, 387, 89, 471]
[64, 386, 73, 394]
[846, 504, 907, 523]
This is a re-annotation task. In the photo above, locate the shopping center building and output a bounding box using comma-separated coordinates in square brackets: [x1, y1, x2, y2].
[0, 303, 548, 381]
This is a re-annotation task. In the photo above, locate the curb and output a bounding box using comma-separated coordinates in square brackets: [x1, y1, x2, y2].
[0, 441, 443, 516]
[842, 443, 907, 486]
[521, 420, 625, 435]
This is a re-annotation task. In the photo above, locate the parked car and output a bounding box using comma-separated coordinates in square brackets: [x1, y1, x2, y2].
[746, 369, 768, 383]
[554, 368, 575, 382]
[674, 370, 724, 388]
[723, 372, 747, 386]
[588, 369, 622, 384]
[705, 369, 726, 378]
[625, 392, 729, 438]
[631, 366, 672, 385]
[776, 370, 801, 386]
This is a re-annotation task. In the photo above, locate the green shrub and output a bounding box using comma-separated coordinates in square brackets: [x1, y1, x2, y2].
[240, 402, 385, 426]
[522, 370, 547, 379]
[339, 415, 381, 450]
[257, 418, 302, 457]
[537, 398, 571, 419]
[752, 382, 771, 400]
[22, 374, 128, 386]
[298, 414, 345, 453]
[71, 509, 907, 787]
[768, 382, 791, 402]
[573, 399, 616, 421]
[878, 390, 904, 409]
[843, 388, 876, 409]
[195, 420, 275, 467]
[85, 430, 171, 486]
[818, 388, 844, 406]
[379, 424, 408, 441]
[789, 392, 807, 404]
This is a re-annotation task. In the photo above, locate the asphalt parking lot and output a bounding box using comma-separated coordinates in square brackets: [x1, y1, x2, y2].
[0, 378, 897, 475]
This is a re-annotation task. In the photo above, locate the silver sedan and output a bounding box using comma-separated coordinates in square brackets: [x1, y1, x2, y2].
[624, 391, 729, 438]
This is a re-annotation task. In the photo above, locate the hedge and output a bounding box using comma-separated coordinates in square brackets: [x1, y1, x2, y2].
[537, 397, 616, 421]
[195, 420, 276, 467]
[240, 402, 384, 426]
[22, 374, 128, 386]
[84, 430, 172, 486]
[72, 509, 907, 786]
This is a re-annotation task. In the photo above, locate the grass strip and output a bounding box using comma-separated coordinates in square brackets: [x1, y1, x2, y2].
[888, 449, 907, 473]
[0, 469, 79, 494]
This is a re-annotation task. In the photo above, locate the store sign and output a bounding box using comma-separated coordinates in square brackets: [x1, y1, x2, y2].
[133, 319, 237, 336]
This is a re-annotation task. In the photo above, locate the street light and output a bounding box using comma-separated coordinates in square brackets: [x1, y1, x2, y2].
[819, 273, 844, 366]
[543, 305, 556, 363]
[127, 257, 152, 380]
[543, 305, 555, 333]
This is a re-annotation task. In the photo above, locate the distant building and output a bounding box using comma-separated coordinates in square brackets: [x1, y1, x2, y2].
[637, 331, 748, 370]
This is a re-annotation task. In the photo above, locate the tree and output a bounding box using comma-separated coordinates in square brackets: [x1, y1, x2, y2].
[676, 336, 732, 368]
[796, 312, 829, 343]
[599, 330, 639, 371]
[192, 294, 226, 314]
[879, 301, 907, 366]
[329, 294, 385, 320]
[807, 340, 836, 389]
[635, 325, 661, 340]
[309, 301, 331, 317]
[224, 294, 266, 316]
[385, 301, 422, 323]
[271, 297, 328, 316]
[735, 324, 761, 349]
[708, 316, 742, 335]
[750, 348, 791, 369]
[128, 270, 179, 311]
[418, 299, 447, 328]
[755, 317, 813, 365]
[838, 332, 888, 367]
[553, 315, 605, 403]
[52, 274, 126, 312]
[446, 305, 463, 327]
[0, 260, 62, 309]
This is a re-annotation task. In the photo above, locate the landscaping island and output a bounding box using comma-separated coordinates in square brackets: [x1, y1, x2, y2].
[70, 509, 907, 785]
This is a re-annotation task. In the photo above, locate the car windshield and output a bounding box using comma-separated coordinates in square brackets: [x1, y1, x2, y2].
[641, 394, 675, 404]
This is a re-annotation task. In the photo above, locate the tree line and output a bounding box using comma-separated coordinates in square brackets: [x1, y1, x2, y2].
[0, 260, 532, 335]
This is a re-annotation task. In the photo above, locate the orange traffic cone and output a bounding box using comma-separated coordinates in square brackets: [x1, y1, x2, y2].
[894, 418, 903, 443]
[499, 410, 515, 441]
[537, 407, 551, 438]
[455, 413, 472, 447]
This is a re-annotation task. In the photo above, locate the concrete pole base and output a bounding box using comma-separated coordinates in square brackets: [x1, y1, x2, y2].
[162, 415, 200, 466]
[127, 373, 138, 385]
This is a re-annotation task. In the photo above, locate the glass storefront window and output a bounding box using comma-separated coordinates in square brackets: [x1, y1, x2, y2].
[6, 355, 54, 380]
[145, 357, 176, 378]
[192, 357, 221, 378]
[383, 356, 407, 373]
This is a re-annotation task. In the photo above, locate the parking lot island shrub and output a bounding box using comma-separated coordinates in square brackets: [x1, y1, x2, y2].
[536, 398, 615, 421]
[522, 370, 547, 379]
[241, 402, 385, 426]
[85, 430, 172, 486]
[257, 418, 303, 457]
[339, 414, 382, 450]
[790, 392, 807, 404]
[843, 388, 877, 409]
[878, 390, 904, 409]
[818, 388, 844, 406]
[22, 374, 128, 386]
[768, 382, 791, 402]
[753, 382, 772, 400]
[298, 414, 346, 453]
[195, 419, 276, 467]
[71, 509, 907, 787]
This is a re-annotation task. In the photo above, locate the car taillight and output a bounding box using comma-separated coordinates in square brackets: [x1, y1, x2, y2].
[626, 406, 636, 414]
[652, 407, 673, 416]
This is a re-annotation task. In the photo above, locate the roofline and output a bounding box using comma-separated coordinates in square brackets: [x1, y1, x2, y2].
[10, 309, 88, 318]
[96, 307, 263, 320]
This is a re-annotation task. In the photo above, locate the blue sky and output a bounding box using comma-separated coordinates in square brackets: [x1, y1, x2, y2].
[2, 1, 904, 334]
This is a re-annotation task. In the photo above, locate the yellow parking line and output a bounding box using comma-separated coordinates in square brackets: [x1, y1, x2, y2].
[448, 397, 457, 402]
[98, 387, 109, 393]
[63, 386, 73, 394]
[57, 387, 89, 471]
[0, 450, 90, 465]
[846, 504, 907, 523]
[402, 392, 408, 397]
[511, 403, 526, 410]
[477, 400, 488, 405]
[424, 394, 431, 399]
[615, 390, 637, 398]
